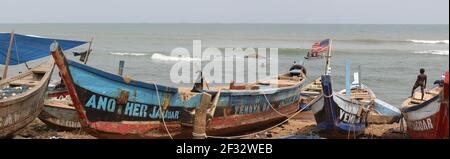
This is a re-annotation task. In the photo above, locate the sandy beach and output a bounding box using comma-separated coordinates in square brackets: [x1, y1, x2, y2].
[14, 111, 408, 139]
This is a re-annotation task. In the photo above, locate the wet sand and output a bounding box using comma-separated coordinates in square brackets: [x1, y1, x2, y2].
[13, 111, 408, 139]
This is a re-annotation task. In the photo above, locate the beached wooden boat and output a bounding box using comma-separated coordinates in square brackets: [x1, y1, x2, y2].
[38, 89, 81, 130]
[298, 77, 323, 111]
[51, 40, 308, 138]
[0, 61, 55, 137]
[181, 72, 307, 137]
[0, 32, 86, 138]
[51, 42, 207, 139]
[401, 71, 448, 139]
[313, 76, 402, 138]
[312, 74, 372, 138]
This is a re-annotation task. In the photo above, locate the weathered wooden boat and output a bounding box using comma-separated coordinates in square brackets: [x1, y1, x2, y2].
[368, 99, 402, 124]
[51, 42, 207, 139]
[298, 77, 323, 111]
[313, 76, 402, 138]
[38, 88, 81, 130]
[0, 61, 55, 137]
[0, 32, 86, 138]
[312, 74, 371, 138]
[181, 70, 307, 137]
[401, 71, 448, 139]
[51, 40, 309, 138]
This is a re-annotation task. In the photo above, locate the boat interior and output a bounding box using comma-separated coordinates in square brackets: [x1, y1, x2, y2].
[299, 78, 322, 103]
[402, 86, 442, 108]
[0, 63, 50, 99]
[339, 87, 376, 104]
[178, 73, 306, 100]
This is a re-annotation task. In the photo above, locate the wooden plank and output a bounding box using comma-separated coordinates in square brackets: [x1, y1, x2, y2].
[301, 91, 320, 95]
[193, 92, 211, 139]
[2, 31, 14, 79]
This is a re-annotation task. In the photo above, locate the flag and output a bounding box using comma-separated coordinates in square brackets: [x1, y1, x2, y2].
[311, 39, 330, 54]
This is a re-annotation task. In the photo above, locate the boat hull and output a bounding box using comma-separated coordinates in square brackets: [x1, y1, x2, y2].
[312, 75, 368, 138]
[51, 42, 307, 138]
[403, 71, 449, 139]
[0, 61, 55, 138]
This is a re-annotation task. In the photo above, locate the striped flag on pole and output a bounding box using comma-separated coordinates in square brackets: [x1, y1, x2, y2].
[311, 39, 330, 54]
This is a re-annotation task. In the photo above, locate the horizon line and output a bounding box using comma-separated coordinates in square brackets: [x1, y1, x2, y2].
[0, 22, 448, 25]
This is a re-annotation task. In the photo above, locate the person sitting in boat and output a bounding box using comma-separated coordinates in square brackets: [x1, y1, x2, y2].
[433, 73, 446, 87]
[191, 71, 209, 92]
[411, 68, 427, 100]
[289, 61, 307, 77]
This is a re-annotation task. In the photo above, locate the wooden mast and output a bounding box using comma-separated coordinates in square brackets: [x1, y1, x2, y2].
[2, 30, 15, 79]
[325, 38, 332, 75]
[83, 37, 93, 64]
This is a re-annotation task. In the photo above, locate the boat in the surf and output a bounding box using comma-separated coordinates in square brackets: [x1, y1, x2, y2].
[401, 71, 449, 139]
[0, 32, 86, 138]
[304, 54, 323, 60]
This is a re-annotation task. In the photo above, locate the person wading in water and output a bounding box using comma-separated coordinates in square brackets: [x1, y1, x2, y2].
[411, 68, 427, 100]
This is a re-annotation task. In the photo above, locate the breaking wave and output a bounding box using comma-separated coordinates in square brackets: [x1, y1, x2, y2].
[414, 50, 449, 55]
[409, 40, 449, 44]
[110, 52, 148, 56]
[151, 53, 201, 62]
[340, 39, 449, 45]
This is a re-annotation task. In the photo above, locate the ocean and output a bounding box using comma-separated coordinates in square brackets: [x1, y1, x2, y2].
[1, 24, 448, 106]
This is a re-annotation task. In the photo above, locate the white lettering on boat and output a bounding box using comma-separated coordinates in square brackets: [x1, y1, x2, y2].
[339, 109, 364, 124]
[0, 105, 35, 127]
[233, 95, 298, 115]
[47, 118, 81, 128]
[84, 94, 180, 119]
[408, 118, 434, 131]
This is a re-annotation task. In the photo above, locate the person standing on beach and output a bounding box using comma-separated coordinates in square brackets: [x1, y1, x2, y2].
[411, 68, 427, 100]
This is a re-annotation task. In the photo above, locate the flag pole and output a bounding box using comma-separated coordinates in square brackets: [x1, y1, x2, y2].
[84, 37, 93, 64]
[3, 30, 15, 79]
[325, 38, 332, 75]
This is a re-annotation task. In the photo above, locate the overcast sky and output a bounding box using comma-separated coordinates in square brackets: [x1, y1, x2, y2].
[1, 0, 448, 24]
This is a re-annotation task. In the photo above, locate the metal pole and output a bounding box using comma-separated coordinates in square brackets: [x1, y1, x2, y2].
[118, 60, 125, 76]
[325, 38, 332, 75]
[358, 65, 362, 88]
[83, 37, 93, 64]
[345, 60, 351, 97]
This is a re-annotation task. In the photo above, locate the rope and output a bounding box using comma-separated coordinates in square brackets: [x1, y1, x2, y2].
[323, 93, 333, 98]
[206, 99, 309, 139]
[263, 93, 289, 117]
[203, 61, 313, 139]
[14, 36, 20, 64]
[153, 83, 173, 140]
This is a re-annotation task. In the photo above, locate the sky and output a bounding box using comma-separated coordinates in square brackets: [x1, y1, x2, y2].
[0, 0, 448, 24]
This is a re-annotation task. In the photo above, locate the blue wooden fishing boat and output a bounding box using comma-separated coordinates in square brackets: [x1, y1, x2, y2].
[182, 73, 306, 137]
[313, 70, 402, 138]
[312, 74, 372, 138]
[50, 40, 308, 138]
[51, 43, 206, 139]
[0, 32, 86, 138]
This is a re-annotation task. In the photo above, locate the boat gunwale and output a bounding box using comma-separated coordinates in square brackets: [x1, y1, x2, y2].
[66, 60, 179, 93]
[0, 60, 55, 107]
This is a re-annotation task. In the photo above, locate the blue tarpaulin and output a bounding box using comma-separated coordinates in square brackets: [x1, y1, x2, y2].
[0, 33, 87, 65]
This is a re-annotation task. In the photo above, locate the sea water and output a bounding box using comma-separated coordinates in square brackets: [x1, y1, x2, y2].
[0, 24, 448, 106]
